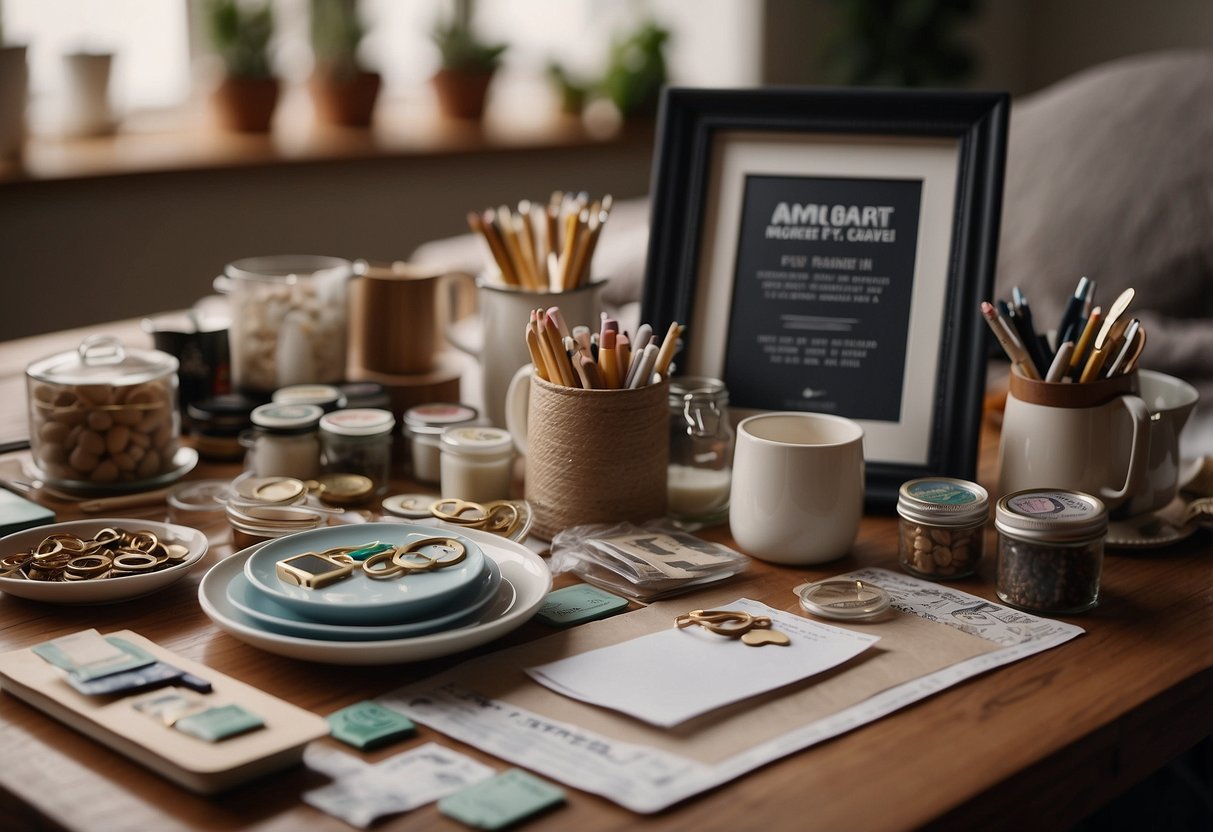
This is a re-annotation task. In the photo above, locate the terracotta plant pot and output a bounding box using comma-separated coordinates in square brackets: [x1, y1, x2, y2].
[309, 70, 382, 128]
[431, 68, 495, 120]
[213, 76, 280, 133]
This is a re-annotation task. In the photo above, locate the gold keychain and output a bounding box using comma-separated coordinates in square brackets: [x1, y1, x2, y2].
[674, 609, 791, 646]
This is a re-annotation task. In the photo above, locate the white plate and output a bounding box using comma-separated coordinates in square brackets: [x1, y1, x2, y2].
[199, 525, 551, 665]
[243, 523, 488, 624]
[226, 557, 503, 641]
[0, 518, 208, 604]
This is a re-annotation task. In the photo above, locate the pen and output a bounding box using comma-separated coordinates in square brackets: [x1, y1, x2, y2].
[1054, 276, 1088, 354]
[627, 343, 659, 389]
[1011, 287, 1051, 377]
[1104, 319, 1140, 378]
[1068, 305, 1102, 378]
[1045, 341, 1074, 383]
[980, 302, 1039, 379]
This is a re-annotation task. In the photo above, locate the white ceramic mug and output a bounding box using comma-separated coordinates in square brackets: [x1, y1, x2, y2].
[446, 277, 607, 428]
[998, 370, 1152, 512]
[1123, 369, 1199, 517]
[729, 412, 865, 565]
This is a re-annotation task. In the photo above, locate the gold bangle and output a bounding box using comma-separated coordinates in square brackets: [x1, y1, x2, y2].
[391, 537, 468, 572]
[431, 499, 488, 525]
[66, 554, 113, 578]
[361, 551, 405, 580]
[112, 551, 159, 572]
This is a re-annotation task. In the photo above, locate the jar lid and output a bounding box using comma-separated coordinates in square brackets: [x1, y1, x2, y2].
[320, 408, 395, 437]
[272, 384, 347, 412]
[668, 376, 728, 403]
[796, 579, 891, 621]
[337, 381, 392, 410]
[404, 403, 478, 434]
[995, 489, 1108, 542]
[440, 426, 512, 456]
[188, 393, 260, 431]
[251, 403, 323, 432]
[315, 473, 375, 506]
[897, 477, 989, 525]
[27, 335, 178, 386]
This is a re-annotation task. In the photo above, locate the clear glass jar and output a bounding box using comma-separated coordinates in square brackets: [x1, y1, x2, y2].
[247, 403, 323, 480]
[995, 489, 1107, 614]
[667, 377, 733, 527]
[439, 426, 512, 503]
[403, 403, 479, 483]
[897, 477, 989, 580]
[25, 335, 181, 489]
[319, 408, 395, 495]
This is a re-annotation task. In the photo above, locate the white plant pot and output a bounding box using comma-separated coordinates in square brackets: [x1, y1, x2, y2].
[0, 45, 29, 159]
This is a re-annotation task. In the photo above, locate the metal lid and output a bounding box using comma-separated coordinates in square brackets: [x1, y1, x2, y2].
[187, 393, 259, 431]
[320, 408, 395, 437]
[995, 489, 1108, 542]
[897, 477, 989, 526]
[668, 376, 729, 404]
[250, 403, 323, 432]
[440, 426, 512, 456]
[27, 335, 178, 386]
[403, 403, 478, 435]
[272, 384, 347, 411]
[796, 579, 891, 621]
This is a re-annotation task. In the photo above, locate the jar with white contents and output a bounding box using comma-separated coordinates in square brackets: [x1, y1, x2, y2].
[403, 403, 478, 483]
[439, 426, 513, 503]
[248, 403, 323, 480]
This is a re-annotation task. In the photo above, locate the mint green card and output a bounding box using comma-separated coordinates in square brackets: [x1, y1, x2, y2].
[439, 768, 565, 829]
[535, 584, 629, 627]
[174, 704, 264, 742]
[327, 700, 415, 750]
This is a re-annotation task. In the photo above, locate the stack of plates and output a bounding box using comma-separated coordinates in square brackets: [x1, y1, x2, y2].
[199, 523, 550, 665]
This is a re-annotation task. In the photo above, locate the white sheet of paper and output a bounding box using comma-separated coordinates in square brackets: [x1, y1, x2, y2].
[525, 598, 880, 727]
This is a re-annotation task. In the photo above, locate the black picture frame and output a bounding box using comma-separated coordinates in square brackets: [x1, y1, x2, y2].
[641, 86, 1009, 509]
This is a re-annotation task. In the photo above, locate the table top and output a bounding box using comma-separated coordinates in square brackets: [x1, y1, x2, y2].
[0, 331, 1210, 832]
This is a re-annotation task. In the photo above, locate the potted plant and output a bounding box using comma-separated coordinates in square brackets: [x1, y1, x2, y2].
[600, 20, 669, 119]
[0, 16, 28, 159]
[429, 0, 507, 120]
[206, 0, 279, 133]
[309, 0, 381, 128]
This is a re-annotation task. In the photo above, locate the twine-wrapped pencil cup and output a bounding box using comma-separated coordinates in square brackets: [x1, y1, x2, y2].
[512, 370, 668, 540]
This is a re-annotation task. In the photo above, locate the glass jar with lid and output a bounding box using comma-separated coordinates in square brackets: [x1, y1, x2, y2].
[897, 477, 989, 580]
[667, 377, 734, 527]
[248, 403, 323, 480]
[439, 426, 512, 503]
[26, 335, 182, 489]
[403, 403, 479, 483]
[319, 408, 396, 495]
[995, 488, 1107, 614]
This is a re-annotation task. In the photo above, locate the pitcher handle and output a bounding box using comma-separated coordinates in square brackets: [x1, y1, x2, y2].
[444, 271, 480, 356]
[1102, 394, 1151, 502]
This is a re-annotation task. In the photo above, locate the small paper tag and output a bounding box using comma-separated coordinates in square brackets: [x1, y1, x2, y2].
[174, 704, 264, 742]
[129, 687, 209, 726]
[536, 584, 629, 627]
[66, 660, 184, 696]
[439, 768, 565, 830]
[32, 631, 155, 680]
[328, 700, 416, 750]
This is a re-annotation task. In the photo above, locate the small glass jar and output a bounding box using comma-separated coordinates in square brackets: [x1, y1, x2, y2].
[319, 408, 395, 495]
[667, 377, 734, 527]
[897, 477, 989, 580]
[247, 403, 323, 480]
[187, 393, 258, 461]
[995, 489, 1107, 614]
[403, 403, 479, 483]
[439, 426, 512, 503]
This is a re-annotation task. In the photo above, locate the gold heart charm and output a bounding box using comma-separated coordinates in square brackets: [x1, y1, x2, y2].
[741, 629, 790, 647]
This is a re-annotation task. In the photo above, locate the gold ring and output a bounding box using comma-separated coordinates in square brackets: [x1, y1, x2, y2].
[391, 537, 468, 572]
[361, 551, 405, 580]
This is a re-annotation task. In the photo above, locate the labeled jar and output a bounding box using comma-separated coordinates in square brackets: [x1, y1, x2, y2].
[440, 426, 512, 503]
[26, 335, 181, 489]
[403, 403, 478, 483]
[319, 408, 395, 495]
[995, 489, 1107, 614]
[247, 403, 323, 480]
[667, 377, 734, 527]
[897, 477, 989, 580]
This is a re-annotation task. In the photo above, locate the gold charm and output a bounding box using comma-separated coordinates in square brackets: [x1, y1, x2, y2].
[740, 629, 791, 647]
[674, 609, 791, 646]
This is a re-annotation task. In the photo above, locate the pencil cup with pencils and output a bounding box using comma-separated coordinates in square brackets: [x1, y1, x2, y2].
[507, 368, 669, 540]
[446, 277, 607, 429]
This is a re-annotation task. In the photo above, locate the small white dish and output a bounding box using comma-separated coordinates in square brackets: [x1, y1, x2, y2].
[0, 518, 208, 604]
[225, 556, 502, 641]
[243, 523, 488, 624]
[198, 525, 551, 665]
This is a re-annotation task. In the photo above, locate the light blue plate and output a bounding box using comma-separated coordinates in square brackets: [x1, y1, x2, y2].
[226, 556, 501, 641]
[243, 523, 487, 624]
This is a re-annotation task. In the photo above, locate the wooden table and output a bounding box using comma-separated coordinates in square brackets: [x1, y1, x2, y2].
[0, 330, 1210, 832]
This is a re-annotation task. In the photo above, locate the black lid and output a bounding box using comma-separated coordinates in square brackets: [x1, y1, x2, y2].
[188, 393, 260, 431]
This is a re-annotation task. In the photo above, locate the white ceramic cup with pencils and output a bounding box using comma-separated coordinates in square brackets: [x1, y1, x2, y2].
[446, 277, 607, 429]
[730, 412, 865, 565]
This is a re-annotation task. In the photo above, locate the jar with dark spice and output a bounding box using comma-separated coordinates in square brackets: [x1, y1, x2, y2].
[897, 477, 989, 580]
[995, 489, 1107, 614]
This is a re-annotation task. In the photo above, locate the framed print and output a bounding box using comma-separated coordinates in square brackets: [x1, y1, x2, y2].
[641, 87, 1009, 508]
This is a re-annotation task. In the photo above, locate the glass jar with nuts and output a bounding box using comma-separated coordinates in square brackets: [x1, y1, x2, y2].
[896, 477, 989, 580]
[26, 336, 181, 491]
